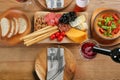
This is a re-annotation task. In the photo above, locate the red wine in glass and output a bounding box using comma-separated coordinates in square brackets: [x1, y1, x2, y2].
[16, 0, 28, 2]
[80, 40, 99, 59]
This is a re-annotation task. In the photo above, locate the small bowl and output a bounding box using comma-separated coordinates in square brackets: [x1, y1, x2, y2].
[80, 39, 99, 59]
[93, 9, 120, 40]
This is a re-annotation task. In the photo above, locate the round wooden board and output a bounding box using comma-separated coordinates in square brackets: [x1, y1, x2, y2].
[37, 0, 73, 10]
[91, 8, 120, 47]
[35, 45, 76, 80]
[0, 8, 31, 46]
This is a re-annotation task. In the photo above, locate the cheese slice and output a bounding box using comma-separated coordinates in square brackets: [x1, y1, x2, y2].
[66, 28, 88, 43]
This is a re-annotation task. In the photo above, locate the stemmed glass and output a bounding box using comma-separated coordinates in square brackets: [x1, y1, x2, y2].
[80, 39, 99, 59]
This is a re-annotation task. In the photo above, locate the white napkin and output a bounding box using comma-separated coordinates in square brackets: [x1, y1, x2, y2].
[47, 47, 65, 80]
[46, 0, 64, 9]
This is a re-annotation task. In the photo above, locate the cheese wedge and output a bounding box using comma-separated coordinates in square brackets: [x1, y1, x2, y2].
[69, 15, 86, 27]
[76, 22, 88, 31]
[0, 18, 10, 37]
[18, 17, 27, 34]
[66, 28, 88, 43]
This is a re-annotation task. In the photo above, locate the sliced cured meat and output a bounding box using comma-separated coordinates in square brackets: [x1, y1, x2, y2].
[55, 14, 62, 25]
[58, 24, 71, 32]
[44, 12, 62, 26]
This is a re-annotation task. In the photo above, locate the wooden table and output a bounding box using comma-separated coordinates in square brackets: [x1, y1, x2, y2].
[0, 0, 120, 80]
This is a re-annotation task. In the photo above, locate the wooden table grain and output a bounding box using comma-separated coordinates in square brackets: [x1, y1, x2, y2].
[0, 0, 120, 80]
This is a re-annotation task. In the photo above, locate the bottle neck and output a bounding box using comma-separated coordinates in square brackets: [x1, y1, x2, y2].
[76, 0, 89, 7]
[93, 46, 111, 56]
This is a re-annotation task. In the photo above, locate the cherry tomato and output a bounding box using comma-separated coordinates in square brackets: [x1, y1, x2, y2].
[108, 21, 112, 26]
[55, 32, 60, 38]
[112, 14, 119, 21]
[61, 31, 65, 36]
[101, 20, 105, 25]
[112, 27, 120, 34]
[50, 34, 56, 40]
[99, 28, 104, 33]
[57, 35, 63, 42]
[102, 14, 108, 19]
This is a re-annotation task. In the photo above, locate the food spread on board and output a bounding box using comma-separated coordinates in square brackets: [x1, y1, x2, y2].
[0, 8, 120, 47]
[20, 11, 88, 46]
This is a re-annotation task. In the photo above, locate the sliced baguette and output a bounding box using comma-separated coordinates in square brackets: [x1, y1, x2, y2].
[7, 20, 15, 38]
[13, 17, 19, 35]
[18, 17, 27, 34]
[0, 17, 10, 37]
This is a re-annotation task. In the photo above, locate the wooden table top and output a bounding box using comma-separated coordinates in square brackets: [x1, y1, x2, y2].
[0, 0, 120, 80]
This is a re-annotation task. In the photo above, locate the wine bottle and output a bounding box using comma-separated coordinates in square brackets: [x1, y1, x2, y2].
[93, 46, 120, 63]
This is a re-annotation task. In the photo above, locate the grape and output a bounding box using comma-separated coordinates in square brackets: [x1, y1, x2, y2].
[59, 12, 77, 24]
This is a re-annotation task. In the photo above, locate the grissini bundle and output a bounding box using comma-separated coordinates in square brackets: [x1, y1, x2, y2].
[25, 30, 58, 46]
[20, 26, 58, 46]
[20, 26, 57, 40]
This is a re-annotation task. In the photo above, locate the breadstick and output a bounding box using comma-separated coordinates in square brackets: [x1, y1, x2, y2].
[25, 30, 58, 46]
[20, 26, 58, 40]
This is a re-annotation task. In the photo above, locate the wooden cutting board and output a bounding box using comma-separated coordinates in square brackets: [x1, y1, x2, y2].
[34, 11, 88, 43]
[35, 45, 76, 80]
[37, 0, 73, 10]
[91, 8, 120, 47]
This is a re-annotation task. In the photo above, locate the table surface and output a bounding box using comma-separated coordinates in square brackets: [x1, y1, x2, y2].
[0, 0, 120, 80]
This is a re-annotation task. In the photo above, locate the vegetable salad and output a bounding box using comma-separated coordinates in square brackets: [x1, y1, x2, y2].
[97, 13, 120, 37]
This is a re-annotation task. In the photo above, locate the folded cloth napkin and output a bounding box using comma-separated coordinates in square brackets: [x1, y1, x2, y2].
[46, 0, 64, 9]
[47, 46, 65, 80]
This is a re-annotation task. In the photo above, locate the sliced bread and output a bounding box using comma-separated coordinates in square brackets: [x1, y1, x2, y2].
[7, 20, 15, 38]
[18, 17, 27, 34]
[0, 17, 10, 37]
[13, 17, 19, 35]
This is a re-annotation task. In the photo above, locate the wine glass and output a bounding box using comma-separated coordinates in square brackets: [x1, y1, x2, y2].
[16, 0, 35, 11]
[80, 39, 99, 59]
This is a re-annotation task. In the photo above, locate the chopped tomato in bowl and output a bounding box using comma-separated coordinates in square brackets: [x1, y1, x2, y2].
[94, 9, 120, 40]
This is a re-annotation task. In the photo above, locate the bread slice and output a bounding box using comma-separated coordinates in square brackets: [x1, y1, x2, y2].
[13, 17, 19, 35]
[18, 17, 27, 34]
[7, 20, 15, 38]
[0, 17, 10, 37]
